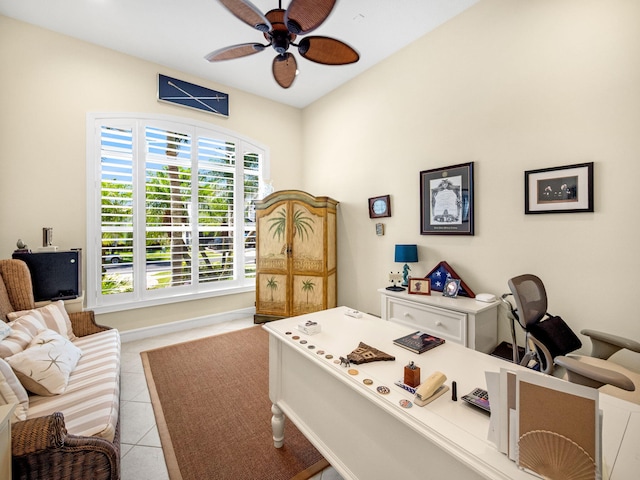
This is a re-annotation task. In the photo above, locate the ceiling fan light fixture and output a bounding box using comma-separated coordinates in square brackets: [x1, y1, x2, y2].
[272, 32, 290, 54]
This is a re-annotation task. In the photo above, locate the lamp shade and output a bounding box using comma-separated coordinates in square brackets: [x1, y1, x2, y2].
[394, 244, 418, 263]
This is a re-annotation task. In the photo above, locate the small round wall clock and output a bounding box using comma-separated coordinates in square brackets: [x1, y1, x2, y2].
[368, 195, 391, 218]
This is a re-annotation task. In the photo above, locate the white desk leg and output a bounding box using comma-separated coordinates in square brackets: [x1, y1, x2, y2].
[271, 403, 285, 448]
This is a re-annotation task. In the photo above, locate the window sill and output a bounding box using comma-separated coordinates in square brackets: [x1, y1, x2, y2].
[88, 285, 255, 315]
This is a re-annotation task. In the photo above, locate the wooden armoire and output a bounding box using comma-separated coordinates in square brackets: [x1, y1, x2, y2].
[254, 190, 338, 323]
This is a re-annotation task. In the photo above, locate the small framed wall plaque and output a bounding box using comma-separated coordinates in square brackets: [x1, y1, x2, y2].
[368, 195, 391, 218]
[158, 74, 229, 117]
[524, 162, 594, 214]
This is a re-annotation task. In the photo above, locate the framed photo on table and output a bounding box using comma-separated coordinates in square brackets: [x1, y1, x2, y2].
[525, 162, 594, 214]
[408, 278, 431, 295]
[442, 278, 461, 298]
[420, 162, 474, 235]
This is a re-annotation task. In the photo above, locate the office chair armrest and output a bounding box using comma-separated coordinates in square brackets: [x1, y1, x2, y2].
[581, 329, 640, 359]
[554, 356, 635, 391]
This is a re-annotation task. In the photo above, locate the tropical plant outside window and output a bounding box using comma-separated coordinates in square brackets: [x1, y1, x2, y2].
[87, 114, 267, 310]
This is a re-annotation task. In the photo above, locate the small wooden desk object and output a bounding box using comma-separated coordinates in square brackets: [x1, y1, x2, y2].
[404, 361, 420, 388]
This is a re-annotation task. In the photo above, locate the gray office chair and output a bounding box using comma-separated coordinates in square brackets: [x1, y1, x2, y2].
[502, 274, 640, 403]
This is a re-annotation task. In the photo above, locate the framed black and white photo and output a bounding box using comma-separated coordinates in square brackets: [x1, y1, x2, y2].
[420, 162, 474, 235]
[525, 162, 593, 214]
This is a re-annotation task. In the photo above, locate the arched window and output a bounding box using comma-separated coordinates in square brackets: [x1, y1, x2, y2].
[86, 113, 268, 311]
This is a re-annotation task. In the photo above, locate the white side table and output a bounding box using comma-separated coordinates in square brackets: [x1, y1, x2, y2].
[378, 288, 499, 353]
[0, 404, 16, 480]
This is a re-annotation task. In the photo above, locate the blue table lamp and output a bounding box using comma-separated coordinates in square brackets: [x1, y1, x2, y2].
[395, 244, 418, 287]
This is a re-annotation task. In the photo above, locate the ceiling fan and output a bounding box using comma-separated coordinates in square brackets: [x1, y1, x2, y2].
[205, 0, 360, 89]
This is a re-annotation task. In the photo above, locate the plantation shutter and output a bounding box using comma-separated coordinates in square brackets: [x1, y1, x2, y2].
[144, 126, 193, 290]
[89, 114, 267, 310]
[197, 134, 236, 284]
[99, 125, 134, 295]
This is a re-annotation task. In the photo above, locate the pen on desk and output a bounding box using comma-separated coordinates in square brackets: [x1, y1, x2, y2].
[451, 381, 457, 401]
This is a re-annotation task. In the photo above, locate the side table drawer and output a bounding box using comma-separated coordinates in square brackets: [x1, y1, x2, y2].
[387, 298, 466, 345]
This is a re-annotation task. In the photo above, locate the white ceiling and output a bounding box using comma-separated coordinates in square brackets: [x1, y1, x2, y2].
[0, 0, 479, 108]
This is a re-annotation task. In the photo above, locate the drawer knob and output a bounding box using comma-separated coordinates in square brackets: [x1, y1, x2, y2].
[435, 321, 443, 327]
[404, 313, 412, 318]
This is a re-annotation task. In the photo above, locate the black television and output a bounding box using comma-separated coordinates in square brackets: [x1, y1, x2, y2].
[12, 250, 82, 301]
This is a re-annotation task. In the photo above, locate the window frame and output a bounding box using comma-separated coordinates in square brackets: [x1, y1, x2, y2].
[86, 112, 269, 313]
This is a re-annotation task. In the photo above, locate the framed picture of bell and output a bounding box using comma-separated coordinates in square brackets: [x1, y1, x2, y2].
[408, 278, 431, 295]
[420, 162, 474, 235]
[525, 162, 594, 214]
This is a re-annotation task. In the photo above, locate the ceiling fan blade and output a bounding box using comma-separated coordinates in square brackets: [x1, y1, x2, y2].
[298, 36, 359, 65]
[217, 0, 271, 32]
[284, 0, 336, 35]
[205, 43, 266, 62]
[272, 53, 297, 89]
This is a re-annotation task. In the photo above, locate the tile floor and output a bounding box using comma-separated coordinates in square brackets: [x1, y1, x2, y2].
[120, 316, 343, 480]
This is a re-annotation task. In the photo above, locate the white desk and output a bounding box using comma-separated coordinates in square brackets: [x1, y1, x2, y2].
[378, 288, 499, 353]
[264, 307, 640, 480]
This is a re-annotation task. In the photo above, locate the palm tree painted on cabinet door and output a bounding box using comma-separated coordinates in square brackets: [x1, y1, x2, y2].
[301, 279, 316, 304]
[268, 207, 314, 248]
[266, 276, 278, 302]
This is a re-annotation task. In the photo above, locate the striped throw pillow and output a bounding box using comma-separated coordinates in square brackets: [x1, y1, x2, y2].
[7, 300, 76, 340]
[0, 357, 29, 422]
[0, 313, 46, 359]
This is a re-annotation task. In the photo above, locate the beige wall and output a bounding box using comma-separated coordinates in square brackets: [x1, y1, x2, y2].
[0, 15, 303, 331]
[302, 0, 640, 369]
[2, 1, 639, 371]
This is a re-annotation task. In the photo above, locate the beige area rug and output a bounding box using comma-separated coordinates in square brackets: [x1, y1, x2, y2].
[141, 326, 329, 480]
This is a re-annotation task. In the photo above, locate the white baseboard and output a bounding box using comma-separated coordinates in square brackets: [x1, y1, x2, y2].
[119, 306, 255, 343]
